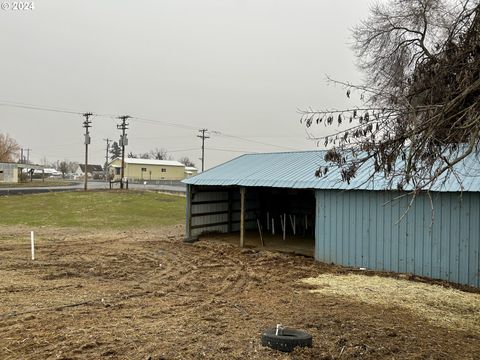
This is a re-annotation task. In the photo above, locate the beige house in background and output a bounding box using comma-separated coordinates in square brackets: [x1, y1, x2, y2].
[109, 158, 197, 181]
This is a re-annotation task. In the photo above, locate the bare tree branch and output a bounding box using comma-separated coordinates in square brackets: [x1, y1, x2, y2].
[301, 0, 480, 194]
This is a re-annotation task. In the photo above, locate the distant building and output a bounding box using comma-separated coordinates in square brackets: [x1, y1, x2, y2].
[34, 168, 62, 178]
[0, 163, 21, 183]
[75, 164, 104, 179]
[185, 166, 198, 178]
[109, 158, 195, 181]
[0, 163, 52, 183]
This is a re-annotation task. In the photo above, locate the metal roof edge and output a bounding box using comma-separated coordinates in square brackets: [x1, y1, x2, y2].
[182, 154, 251, 184]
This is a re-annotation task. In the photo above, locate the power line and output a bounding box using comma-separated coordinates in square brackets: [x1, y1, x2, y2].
[0, 100, 121, 120]
[0, 99, 303, 152]
[130, 135, 197, 140]
[167, 147, 200, 153]
[206, 147, 257, 154]
[217, 134, 306, 138]
[0, 101, 84, 115]
[129, 117, 300, 150]
[209, 130, 299, 151]
[0, 100, 201, 132]
[131, 116, 199, 131]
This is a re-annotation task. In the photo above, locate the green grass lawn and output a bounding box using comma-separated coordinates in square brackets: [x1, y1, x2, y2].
[0, 191, 186, 229]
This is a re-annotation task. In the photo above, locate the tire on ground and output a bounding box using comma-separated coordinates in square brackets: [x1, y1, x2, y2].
[261, 327, 312, 352]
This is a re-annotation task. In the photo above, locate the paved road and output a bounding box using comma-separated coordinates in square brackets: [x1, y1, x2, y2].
[0, 181, 186, 196]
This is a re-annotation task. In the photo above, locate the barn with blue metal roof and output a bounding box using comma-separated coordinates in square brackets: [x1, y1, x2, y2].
[183, 150, 480, 287]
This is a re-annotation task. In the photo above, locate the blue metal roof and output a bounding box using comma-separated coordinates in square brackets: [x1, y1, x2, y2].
[183, 150, 480, 192]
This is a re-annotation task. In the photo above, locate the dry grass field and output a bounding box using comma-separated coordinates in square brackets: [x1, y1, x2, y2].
[0, 191, 479, 359]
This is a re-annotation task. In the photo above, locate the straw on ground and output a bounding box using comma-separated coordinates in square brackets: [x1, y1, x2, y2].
[301, 274, 480, 334]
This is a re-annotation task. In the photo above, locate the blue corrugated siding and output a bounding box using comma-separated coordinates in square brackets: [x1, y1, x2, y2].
[315, 190, 480, 287]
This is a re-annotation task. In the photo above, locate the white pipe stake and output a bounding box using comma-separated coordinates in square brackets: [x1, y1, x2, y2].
[276, 324, 283, 336]
[30, 231, 35, 260]
[289, 214, 296, 235]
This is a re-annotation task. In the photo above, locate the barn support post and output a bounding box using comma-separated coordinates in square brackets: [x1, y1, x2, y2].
[240, 186, 246, 247]
[227, 188, 232, 233]
[185, 184, 193, 239]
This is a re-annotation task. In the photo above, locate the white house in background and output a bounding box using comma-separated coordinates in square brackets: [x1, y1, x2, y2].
[35, 168, 62, 177]
[21, 167, 63, 179]
[75, 164, 104, 179]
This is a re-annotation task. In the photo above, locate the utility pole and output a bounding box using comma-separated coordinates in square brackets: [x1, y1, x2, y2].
[25, 148, 31, 164]
[83, 113, 93, 191]
[117, 116, 130, 189]
[197, 129, 210, 172]
[19, 148, 31, 164]
[103, 138, 112, 184]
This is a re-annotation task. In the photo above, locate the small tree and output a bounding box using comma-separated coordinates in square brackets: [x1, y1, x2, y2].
[125, 151, 150, 159]
[58, 161, 68, 179]
[53, 160, 78, 178]
[109, 141, 121, 160]
[0, 133, 20, 162]
[150, 147, 172, 160]
[179, 156, 196, 167]
[67, 161, 78, 174]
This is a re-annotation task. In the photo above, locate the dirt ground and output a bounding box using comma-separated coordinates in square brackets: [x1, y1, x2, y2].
[1, 225, 479, 359]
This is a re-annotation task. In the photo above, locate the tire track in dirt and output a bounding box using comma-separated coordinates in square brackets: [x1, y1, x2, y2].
[2, 226, 480, 360]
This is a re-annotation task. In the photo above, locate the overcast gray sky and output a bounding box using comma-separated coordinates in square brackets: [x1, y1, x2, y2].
[0, 0, 372, 169]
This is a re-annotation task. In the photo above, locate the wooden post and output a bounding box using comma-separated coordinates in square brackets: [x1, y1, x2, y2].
[227, 189, 232, 233]
[240, 187, 245, 248]
[186, 185, 193, 239]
